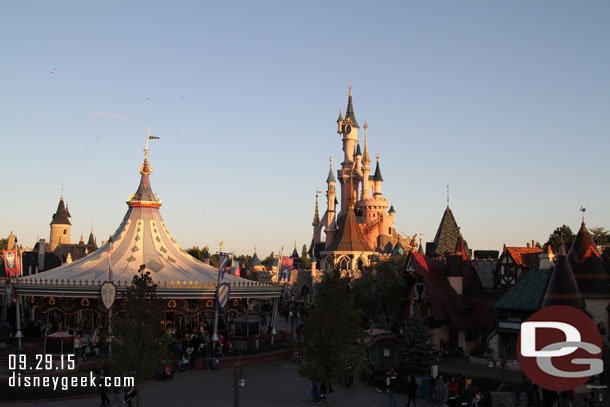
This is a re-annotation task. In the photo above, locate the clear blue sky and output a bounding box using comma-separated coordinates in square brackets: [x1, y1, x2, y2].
[1, 1, 609, 256]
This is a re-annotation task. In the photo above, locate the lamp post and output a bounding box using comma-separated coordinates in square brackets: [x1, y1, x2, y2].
[234, 355, 245, 407]
[290, 293, 295, 343]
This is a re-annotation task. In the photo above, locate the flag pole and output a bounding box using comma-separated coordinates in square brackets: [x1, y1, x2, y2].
[212, 241, 223, 345]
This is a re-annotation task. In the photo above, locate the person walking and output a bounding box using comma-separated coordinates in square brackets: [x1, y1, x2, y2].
[387, 367, 397, 407]
[407, 375, 418, 407]
[98, 369, 110, 407]
[434, 375, 447, 407]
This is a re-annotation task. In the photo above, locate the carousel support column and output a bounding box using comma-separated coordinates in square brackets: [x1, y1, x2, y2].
[15, 295, 23, 352]
[107, 307, 112, 356]
[212, 306, 220, 350]
[270, 297, 278, 346]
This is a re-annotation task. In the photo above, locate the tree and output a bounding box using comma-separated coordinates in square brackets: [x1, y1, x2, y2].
[299, 269, 362, 405]
[300, 244, 310, 269]
[351, 261, 408, 331]
[400, 315, 436, 375]
[112, 265, 169, 407]
[186, 245, 208, 261]
[590, 227, 610, 246]
[544, 225, 575, 253]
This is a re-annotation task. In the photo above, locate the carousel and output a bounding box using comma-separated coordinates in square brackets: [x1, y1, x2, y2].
[3, 145, 283, 351]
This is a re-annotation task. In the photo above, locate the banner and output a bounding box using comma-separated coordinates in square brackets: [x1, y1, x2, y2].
[230, 260, 241, 278]
[3, 249, 21, 277]
[218, 253, 230, 281]
[280, 257, 293, 281]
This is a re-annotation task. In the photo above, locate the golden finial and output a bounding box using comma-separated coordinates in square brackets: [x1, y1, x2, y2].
[140, 127, 153, 175]
[363, 121, 368, 130]
[348, 78, 352, 96]
[294, 240, 296, 249]
[376, 152, 380, 162]
[254, 245, 256, 254]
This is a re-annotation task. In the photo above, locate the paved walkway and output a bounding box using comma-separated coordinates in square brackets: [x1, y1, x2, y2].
[1, 361, 433, 406]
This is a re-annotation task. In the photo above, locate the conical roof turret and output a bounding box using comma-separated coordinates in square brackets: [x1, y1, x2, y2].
[51, 197, 71, 225]
[568, 221, 609, 294]
[326, 158, 336, 183]
[373, 156, 383, 181]
[336, 106, 343, 123]
[87, 230, 97, 248]
[344, 86, 359, 128]
[543, 245, 585, 309]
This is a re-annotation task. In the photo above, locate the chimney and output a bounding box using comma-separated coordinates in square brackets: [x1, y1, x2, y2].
[532, 240, 536, 248]
[526, 242, 531, 248]
[37, 239, 46, 272]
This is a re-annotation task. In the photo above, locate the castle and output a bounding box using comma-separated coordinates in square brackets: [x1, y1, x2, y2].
[311, 87, 414, 277]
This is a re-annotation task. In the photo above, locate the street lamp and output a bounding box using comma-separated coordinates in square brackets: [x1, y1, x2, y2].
[290, 293, 295, 342]
[234, 355, 246, 407]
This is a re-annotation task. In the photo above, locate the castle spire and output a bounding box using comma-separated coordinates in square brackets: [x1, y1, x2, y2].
[312, 191, 320, 227]
[373, 153, 383, 182]
[344, 83, 359, 128]
[326, 157, 336, 183]
[336, 106, 343, 123]
[362, 122, 370, 163]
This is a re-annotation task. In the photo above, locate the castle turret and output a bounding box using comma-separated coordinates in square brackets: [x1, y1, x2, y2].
[336, 107, 343, 134]
[325, 157, 337, 247]
[361, 122, 371, 200]
[50, 195, 71, 251]
[373, 154, 383, 196]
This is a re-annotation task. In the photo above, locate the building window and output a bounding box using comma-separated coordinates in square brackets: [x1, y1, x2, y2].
[63, 229, 67, 235]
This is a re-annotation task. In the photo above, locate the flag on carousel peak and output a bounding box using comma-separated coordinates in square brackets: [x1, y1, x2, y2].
[218, 252, 230, 281]
[280, 257, 293, 282]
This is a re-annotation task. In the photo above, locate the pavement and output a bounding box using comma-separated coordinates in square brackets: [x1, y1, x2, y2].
[0, 360, 434, 407]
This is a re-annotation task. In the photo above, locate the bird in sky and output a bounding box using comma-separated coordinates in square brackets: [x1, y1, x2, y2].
[51, 68, 56, 73]
[144, 97, 151, 102]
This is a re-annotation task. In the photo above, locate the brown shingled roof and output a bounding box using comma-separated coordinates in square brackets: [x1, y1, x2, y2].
[326, 208, 372, 252]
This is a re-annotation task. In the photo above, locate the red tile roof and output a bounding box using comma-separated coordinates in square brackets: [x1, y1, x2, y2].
[410, 252, 494, 330]
[505, 247, 543, 268]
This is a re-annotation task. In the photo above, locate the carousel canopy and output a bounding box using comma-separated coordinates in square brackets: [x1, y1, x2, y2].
[15, 151, 281, 299]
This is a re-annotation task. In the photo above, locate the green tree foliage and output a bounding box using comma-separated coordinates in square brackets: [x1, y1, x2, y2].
[112, 266, 169, 406]
[590, 227, 610, 246]
[301, 244, 309, 269]
[351, 261, 408, 331]
[299, 269, 362, 402]
[400, 315, 436, 375]
[186, 245, 208, 261]
[544, 225, 575, 253]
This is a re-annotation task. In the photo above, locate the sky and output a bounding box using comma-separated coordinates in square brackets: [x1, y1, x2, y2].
[1, 1, 609, 257]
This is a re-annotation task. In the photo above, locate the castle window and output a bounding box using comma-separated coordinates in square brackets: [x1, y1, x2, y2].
[63, 229, 67, 235]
